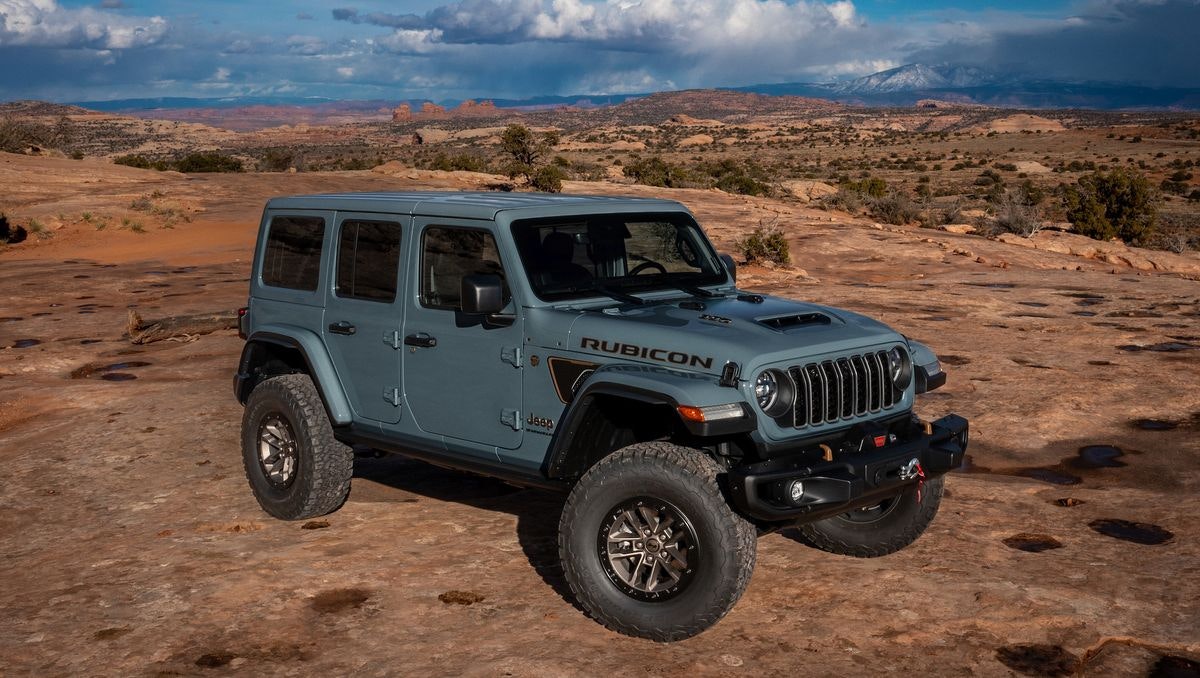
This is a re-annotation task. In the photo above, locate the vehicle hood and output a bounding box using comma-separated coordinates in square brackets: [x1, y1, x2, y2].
[527, 293, 905, 375]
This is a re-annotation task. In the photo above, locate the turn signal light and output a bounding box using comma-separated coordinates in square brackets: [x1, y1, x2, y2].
[676, 403, 745, 423]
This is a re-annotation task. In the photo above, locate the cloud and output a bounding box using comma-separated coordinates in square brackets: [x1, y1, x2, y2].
[328, 0, 893, 89]
[905, 0, 1200, 87]
[286, 34, 327, 55]
[332, 0, 867, 49]
[0, 0, 167, 49]
[376, 28, 444, 54]
[99, 0, 125, 8]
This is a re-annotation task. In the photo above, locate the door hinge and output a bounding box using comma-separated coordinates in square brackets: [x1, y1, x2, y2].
[500, 408, 521, 430]
[384, 330, 403, 350]
[501, 346, 522, 368]
[384, 387, 402, 407]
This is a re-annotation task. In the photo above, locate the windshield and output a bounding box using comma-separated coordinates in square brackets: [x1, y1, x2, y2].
[512, 212, 727, 302]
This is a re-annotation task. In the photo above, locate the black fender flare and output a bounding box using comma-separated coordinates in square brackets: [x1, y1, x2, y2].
[233, 330, 354, 426]
[543, 381, 756, 480]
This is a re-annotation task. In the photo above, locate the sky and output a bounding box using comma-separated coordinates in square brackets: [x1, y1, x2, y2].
[0, 0, 1197, 103]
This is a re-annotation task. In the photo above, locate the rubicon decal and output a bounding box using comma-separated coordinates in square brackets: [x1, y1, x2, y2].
[580, 337, 714, 370]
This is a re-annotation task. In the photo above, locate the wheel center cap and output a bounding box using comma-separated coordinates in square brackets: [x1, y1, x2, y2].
[645, 538, 662, 553]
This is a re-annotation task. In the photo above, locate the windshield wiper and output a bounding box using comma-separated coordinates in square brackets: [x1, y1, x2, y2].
[671, 283, 721, 299]
[547, 282, 647, 305]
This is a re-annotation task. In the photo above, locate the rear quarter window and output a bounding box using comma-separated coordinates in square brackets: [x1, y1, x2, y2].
[262, 215, 325, 291]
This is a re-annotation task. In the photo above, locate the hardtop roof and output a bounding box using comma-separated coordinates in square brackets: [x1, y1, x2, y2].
[264, 191, 686, 221]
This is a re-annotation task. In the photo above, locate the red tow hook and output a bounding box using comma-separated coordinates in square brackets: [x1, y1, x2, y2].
[916, 462, 927, 502]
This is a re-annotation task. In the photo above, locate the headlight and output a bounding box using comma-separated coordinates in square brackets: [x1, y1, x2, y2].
[754, 369, 793, 418]
[886, 346, 912, 391]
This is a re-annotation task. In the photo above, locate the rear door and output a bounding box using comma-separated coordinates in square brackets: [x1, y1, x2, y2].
[322, 213, 409, 424]
[402, 219, 524, 452]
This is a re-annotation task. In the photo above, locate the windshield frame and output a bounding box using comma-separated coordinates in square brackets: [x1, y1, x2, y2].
[510, 211, 729, 303]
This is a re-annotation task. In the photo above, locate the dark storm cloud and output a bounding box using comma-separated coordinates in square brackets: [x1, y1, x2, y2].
[907, 0, 1200, 87]
[331, 7, 425, 29]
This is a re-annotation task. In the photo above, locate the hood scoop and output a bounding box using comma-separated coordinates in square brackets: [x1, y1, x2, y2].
[757, 312, 833, 331]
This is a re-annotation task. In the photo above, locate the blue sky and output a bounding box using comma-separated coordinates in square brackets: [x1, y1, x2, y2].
[1, 0, 1196, 102]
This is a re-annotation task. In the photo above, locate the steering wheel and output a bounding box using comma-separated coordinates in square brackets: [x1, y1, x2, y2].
[629, 260, 667, 276]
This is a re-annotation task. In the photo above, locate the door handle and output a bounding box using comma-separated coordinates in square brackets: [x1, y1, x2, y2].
[404, 333, 437, 348]
[328, 321, 356, 336]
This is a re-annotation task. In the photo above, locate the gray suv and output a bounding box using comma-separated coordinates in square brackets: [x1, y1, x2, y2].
[234, 192, 968, 640]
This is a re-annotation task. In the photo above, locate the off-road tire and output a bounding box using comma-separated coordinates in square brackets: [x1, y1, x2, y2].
[558, 442, 757, 641]
[797, 476, 944, 558]
[241, 374, 353, 520]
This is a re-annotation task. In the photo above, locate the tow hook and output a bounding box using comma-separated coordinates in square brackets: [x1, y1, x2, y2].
[898, 458, 921, 481]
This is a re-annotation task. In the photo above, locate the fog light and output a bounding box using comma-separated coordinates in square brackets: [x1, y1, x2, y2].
[788, 480, 805, 504]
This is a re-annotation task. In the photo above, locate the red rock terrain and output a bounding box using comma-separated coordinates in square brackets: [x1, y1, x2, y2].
[1, 154, 1198, 676]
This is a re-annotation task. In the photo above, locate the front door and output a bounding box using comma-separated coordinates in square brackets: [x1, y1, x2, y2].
[403, 220, 524, 451]
[322, 214, 408, 424]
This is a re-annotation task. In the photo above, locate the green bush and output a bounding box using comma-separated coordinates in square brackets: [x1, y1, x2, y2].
[530, 165, 566, 193]
[114, 154, 150, 168]
[174, 152, 243, 173]
[734, 219, 790, 265]
[1061, 168, 1158, 244]
[429, 152, 488, 173]
[840, 176, 888, 197]
[623, 156, 680, 187]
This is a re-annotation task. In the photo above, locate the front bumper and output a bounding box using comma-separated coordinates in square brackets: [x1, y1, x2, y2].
[728, 413, 968, 522]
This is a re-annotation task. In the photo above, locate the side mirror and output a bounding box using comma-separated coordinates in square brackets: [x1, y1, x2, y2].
[719, 253, 736, 283]
[460, 274, 504, 315]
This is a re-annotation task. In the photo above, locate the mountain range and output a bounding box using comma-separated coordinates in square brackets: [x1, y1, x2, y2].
[68, 64, 1200, 113]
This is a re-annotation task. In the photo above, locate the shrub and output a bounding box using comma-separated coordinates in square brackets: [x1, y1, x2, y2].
[734, 218, 790, 265]
[840, 176, 888, 197]
[993, 188, 1044, 237]
[114, 154, 154, 169]
[428, 152, 488, 173]
[623, 156, 680, 187]
[174, 152, 242, 173]
[869, 192, 921, 225]
[530, 165, 566, 193]
[1061, 168, 1158, 244]
[714, 171, 770, 197]
[259, 148, 296, 172]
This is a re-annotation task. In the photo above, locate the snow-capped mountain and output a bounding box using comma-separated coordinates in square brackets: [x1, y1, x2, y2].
[834, 64, 999, 94]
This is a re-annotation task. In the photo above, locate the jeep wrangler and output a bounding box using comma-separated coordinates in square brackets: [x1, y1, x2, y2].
[234, 192, 968, 641]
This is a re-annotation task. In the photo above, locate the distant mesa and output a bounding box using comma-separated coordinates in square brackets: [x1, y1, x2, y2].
[391, 99, 499, 123]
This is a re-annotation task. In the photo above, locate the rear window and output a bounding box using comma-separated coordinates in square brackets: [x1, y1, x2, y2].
[262, 215, 325, 291]
[336, 220, 402, 303]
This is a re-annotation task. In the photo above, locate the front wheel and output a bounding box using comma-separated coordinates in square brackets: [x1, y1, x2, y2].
[796, 476, 945, 558]
[558, 442, 757, 641]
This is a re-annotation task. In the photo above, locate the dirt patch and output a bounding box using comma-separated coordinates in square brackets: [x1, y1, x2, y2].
[439, 590, 486, 606]
[995, 644, 1078, 676]
[1002, 534, 1064, 553]
[311, 588, 372, 614]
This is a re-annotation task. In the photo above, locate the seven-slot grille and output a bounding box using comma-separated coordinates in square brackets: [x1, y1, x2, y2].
[787, 351, 897, 428]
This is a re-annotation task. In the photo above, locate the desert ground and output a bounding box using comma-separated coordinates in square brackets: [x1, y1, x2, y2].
[1, 96, 1199, 676]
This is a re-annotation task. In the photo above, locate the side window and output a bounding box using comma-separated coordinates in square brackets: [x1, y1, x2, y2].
[262, 215, 325, 291]
[420, 227, 510, 310]
[336, 220, 402, 303]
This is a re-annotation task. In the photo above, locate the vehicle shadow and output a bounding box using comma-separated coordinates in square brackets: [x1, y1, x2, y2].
[349, 452, 584, 612]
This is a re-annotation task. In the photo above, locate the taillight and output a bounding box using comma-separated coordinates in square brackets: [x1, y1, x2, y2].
[237, 307, 248, 339]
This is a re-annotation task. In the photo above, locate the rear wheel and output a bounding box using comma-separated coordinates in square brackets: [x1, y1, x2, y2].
[240, 374, 353, 520]
[797, 476, 944, 558]
[559, 442, 757, 641]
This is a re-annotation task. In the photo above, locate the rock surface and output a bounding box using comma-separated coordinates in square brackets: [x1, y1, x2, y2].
[0, 155, 1197, 676]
